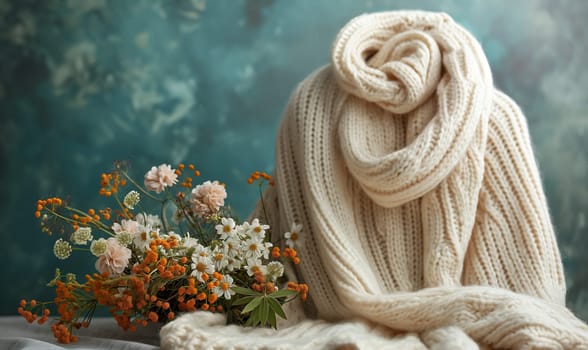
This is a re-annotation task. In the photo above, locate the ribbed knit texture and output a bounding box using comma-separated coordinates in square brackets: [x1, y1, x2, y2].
[160, 11, 588, 349]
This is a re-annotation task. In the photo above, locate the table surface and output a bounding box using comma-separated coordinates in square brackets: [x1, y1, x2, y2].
[0, 316, 161, 349]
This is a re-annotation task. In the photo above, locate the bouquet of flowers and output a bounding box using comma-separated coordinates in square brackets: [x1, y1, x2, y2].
[18, 162, 308, 343]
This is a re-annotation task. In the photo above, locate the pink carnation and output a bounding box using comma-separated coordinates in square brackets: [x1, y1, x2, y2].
[144, 164, 178, 194]
[111, 219, 141, 235]
[95, 238, 132, 276]
[190, 180, 227, 217]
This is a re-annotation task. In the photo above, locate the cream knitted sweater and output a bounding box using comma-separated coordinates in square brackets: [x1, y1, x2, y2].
[161, 11, 588, 349]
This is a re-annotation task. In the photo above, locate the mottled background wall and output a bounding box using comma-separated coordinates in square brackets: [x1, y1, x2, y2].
[1, 0, 587, 320]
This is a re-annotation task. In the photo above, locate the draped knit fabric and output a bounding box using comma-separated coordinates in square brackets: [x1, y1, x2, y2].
[160, 11, 588, 349]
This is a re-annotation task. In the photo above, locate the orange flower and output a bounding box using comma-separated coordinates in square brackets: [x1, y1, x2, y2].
[185, 299, 196, 311]
[247, 171, 274, 186]
[287, 282, 309, 301]
[148, 311, 158, 323]
[51, 322, 77, 343]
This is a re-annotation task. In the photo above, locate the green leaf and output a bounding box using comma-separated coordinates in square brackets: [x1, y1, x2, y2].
[231, 295, 256, 306]
[268, 307, 277, 328]
[269, 289, 298, 299]
[247, 307, 260, 327]
[259, 298, 269, 326]
[232, 286, 262, 297]
[241, 296, 263, 314]
[267, 297, 287, 319]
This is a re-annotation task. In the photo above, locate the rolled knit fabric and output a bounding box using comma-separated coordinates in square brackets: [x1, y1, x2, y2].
[161, 11, 588, 349]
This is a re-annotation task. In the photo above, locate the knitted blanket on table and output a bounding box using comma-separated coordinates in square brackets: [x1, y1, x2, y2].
[160, 11, 588, 349]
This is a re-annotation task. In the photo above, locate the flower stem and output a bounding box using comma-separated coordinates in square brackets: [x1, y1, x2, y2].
[161, 199, 170, 234]
[72, 247, 91, 252]
[120, 170, 162, 202]
[46, 207, 115, 237]
[258, 183, 270, 243]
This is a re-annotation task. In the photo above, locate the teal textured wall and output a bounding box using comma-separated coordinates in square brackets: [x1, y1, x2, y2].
[1, 0, 587, 320]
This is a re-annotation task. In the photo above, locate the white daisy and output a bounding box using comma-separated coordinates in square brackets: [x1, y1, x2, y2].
[260, 241, 273, 259]
[223, 236, 241, 256]
[236, 221, 250, 237]
[134, 228, 159, 251]
[245, 258, 266, 276]
[181, 234, 199, 249]
[193, 243, 211, 258]
[242, 236, 265, 259]
[215, 217, 236, 240]
[190, 255, 214, 282]
[211, 247, 229, 271]
[284, 223, 303, 248]
[247, 218, 269, 239]
[213, 275, 236, 300]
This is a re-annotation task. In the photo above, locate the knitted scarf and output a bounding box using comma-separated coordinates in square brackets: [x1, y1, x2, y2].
[161, 11, 588, 349]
